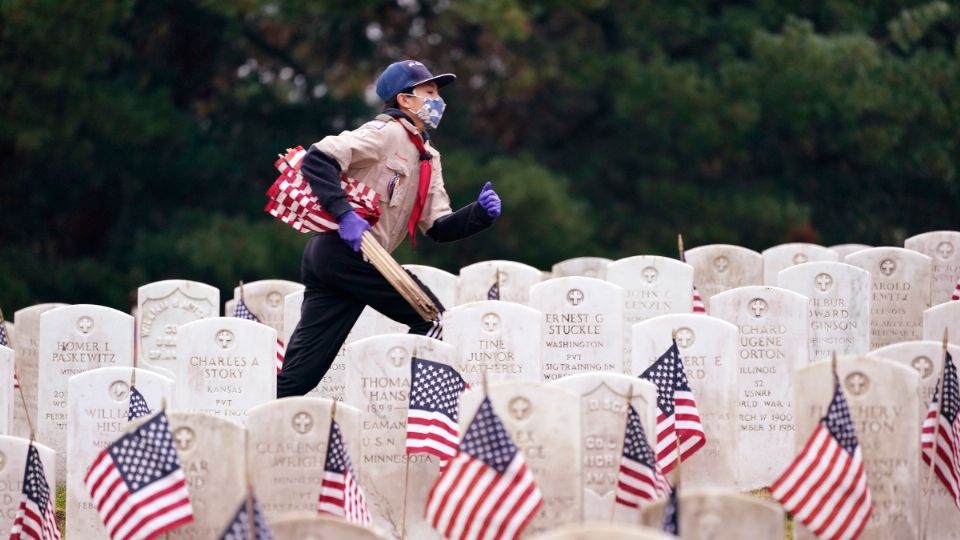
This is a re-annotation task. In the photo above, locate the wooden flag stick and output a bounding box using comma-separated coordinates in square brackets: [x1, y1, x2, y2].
[131, 317, 138, 388]
[921, 328, 949, 540]
[243, 428, 256, 540]
[831, 351, 839, 383]
[610, 384, 636, 523]
[496, 268, 502, 297]
[482, 367, 489, 396]
[15, 367, 35, 442]
[677, 234, 686, 262]
[400, 347, 418, 540]
[239, 280, 245, 302]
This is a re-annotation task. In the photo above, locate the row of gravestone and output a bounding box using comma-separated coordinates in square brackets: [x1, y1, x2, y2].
[4, 272, 959, 473]
[2, 343, 956, 539]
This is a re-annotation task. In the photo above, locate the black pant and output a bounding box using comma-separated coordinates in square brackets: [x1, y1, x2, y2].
[277, 232, 443, 397]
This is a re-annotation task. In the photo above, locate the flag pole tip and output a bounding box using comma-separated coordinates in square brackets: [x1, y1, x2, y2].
[831, 351, 839, 381]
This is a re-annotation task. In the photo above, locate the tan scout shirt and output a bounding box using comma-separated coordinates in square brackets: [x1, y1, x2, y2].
[312, 114, 453, 253]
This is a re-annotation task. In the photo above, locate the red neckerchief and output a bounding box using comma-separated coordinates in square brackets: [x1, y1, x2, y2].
[400, 125, 432, 248]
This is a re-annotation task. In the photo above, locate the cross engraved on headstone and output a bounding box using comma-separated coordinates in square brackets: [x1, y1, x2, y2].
[749, 298, 768, 318]
[566, 289, 584, 306]
[675, 327, 695, 348]
[174, 427, 195, 451]
[937, 242, 955, 260]
[387, 346, 407, 367]
[880, 259, 897, 277]
[76, 316, 94, 335]
[508, 396, 532, 421]
[216, 329, 234, 349]
[109, 380, 129, 402]
[793, 253, 808, 264]
[267, 291, 283, 308]
[844, 372, 870, 396]
[481, 313, 501, 333]
[642, 267, 658, 284]
[713, 256, 729, 273]
[911, 356, 933, 379]
[292, 412, 313, 434]
[815, 273, 834, 292]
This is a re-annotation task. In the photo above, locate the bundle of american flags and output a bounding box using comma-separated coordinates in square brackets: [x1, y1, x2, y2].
[922, 351, 960, 510]
[264, 145, 380, 234]
[233, 298, 285, 373]
[425, 397, 542, 540]
[771, 380, 873, 540]
[405, 357, 469, 460]
[638, 340, 706, 474]
[9, 443, 61, 540]
[84, 411, 194, 540]
[318, 419, 371, 526]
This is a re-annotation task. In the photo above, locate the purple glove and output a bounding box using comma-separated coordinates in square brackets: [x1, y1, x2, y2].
[478, 181, 501, 218]
[337, 210, 371, 252]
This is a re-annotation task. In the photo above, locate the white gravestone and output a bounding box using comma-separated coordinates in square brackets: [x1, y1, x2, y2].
[404, 264, 459, 309]
[685, 245, 763, 311]
[778, 261, 871, 361]
[224, 299, 236, 318]
[0, 436, 55, 538]
[551, 257, 613, 280]
[0, 346, 12, 435]
[869, 340, 960, 539]
[530, 277, 624, 380]
[710, 286, 809, 490]
[231, 279, 304, 336]
[38, 304, 134, 483]
[12, 303, 66, 439]
[66, 367, 174, 539]
[271, 514, 388, 540]
[793, 356, 919, 540]
[761, 243, 839, 285]
[923, 301, 960, 346]
[174, 317, 276, 422]
[607, 256, 694, 371]
[631, 314, 739, 490]
[458, 260, 542, 304]
[138, 280, 219, 374]
[139, 412, 246, 539]
[829, 243, 871, 259]
[2, 323, 11, 347]
[846, 247, 932, 349]
[905, 230, 960, 305]
[547, 373, 657, 523]
[460, 382, 582, 537]
[344, 334, 454, 539]
[638, 489, 785, 539]
[443, 301, 544, 386]
[246, 397, 362, 524]
[529, 524, 677, 540]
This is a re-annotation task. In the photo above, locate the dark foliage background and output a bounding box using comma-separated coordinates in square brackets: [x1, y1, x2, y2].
[1, 0, 958, 311]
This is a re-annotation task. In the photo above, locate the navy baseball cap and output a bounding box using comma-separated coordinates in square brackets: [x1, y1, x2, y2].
[375, 60, 456, 102]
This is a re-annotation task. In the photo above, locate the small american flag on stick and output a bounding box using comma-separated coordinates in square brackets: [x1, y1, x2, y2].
[425, 397, 543, 540]
[691, 286, 706, 314]
[233, 297, 285, 374]
[318, 420, 371, 526]
[406, 357, 469, 460]
[9, 443, 61, 540]
[638, 340, 706, 474]
[218, 491, 274, 540]
[264, 146, 380, 234]
[127, 387, 151, 421]
[614, 403, 670, 508]
[84, 411, 194, 540]
[922, 350, 960, 510]
[771, 380, 873, 540]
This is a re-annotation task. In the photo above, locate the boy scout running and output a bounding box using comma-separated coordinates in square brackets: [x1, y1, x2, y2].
[277, 60, 501, 398]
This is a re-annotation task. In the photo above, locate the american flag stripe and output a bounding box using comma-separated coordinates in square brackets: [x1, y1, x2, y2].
[318, 471, 351, 514]
[10, 502, 60, 540]
[428, 455, 538, 540]
[923, 405, 960, 506]
[692, 286, 706, 314]
[275, 339, 285, 373]
[85, 453, 192, 540]
[406, 412, 460, 453]
[615, 457, 665, 506]
[952, 277, 960, 301]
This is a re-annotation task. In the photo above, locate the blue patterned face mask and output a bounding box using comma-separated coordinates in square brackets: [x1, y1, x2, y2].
[407, 94, 446, 129]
